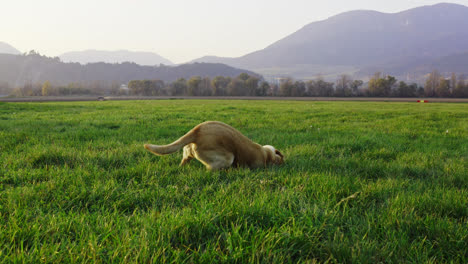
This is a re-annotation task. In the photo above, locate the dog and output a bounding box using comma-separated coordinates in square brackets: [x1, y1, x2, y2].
[144, 121, 284, 170]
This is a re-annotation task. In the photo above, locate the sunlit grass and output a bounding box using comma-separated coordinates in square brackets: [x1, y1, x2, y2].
[0, 100, 467, 262]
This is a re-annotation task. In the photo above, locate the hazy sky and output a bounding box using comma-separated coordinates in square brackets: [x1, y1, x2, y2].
[2, 0, 467, 63]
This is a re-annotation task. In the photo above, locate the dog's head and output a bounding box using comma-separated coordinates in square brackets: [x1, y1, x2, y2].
[263, 145, 284, 165]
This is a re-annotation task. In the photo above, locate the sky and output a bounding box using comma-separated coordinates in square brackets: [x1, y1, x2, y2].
[1, 0, 468, 63]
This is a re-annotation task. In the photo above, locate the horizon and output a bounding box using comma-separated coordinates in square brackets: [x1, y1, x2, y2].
[2, 0, 468, 63]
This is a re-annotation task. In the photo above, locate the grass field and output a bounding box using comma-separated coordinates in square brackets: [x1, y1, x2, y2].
[0, 100, 467, 263]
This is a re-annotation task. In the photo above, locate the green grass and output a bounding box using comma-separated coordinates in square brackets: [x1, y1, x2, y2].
[0, 100, 467, 263]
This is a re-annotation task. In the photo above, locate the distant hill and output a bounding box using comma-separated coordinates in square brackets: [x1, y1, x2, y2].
[0, 53, 259, 87]
[191, 3, 468, 81]
[422, 52, 468, 74]
[60, 49, 174, 66]
[0, 42, 21, 55]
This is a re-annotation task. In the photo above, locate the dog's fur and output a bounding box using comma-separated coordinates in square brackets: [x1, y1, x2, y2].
[144, 121, 284, 170]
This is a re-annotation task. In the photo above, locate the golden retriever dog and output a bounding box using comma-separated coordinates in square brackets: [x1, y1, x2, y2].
[144, 121, 284, 170]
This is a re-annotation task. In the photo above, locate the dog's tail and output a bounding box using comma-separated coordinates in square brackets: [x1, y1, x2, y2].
[144, 128, 197, 155]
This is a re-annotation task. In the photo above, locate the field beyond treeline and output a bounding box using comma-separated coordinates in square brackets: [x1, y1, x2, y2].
[0, 100, 467, 262]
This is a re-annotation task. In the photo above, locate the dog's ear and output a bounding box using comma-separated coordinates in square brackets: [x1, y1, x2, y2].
[275, 149, 284, 158]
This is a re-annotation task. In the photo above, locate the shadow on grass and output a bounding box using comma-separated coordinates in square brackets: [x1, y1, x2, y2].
[31, 152, 78, 168]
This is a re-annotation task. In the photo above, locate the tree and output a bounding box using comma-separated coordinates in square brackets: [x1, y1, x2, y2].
[187, 76, 202, 96]
[245, 76, 259, 96]
[450, 73, 457, 95]
[367, 72, 382, 96]
[408, 83, 418, 97]
[396, 81, 417, 97]
[416, 86, 425, 97]
[41, 81, 52, 96]
[142, 80, 152, 95]
[335, 74, 352, 97]
[26, 50, 41, 57]
[435, 77, 450, 97]
[269, 83, 279, 96]
[200, 77, 212, 96]
[128, 80, 163, 96]
[306, 80, 318, 96]
[279, 78, 294, 96]
[306, 77, 334, 97]
[367, 73, 396, 97]
[452, 75, 468, 98]
[171, 78, 187, 95]
[396, 81, 408, 97]
[0, 81, 11, 95]
[12, 81, 35, 97]
[237, 73, 250, 81]
[128, 80, 142, 95]
[291, 81, 306, 96]
[424, 70, 440, 97]
[225, 73, 255, 96]
[150, 80, 165, 96]
[227, 78, 245, 96]
[211, 76, 230, 96]
[257, 82, 270, 96]
[350, 80, 363, 96]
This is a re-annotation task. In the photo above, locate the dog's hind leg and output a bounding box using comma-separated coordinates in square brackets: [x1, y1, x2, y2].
[180, 144, 195, 166]
[196, 151, 234, 171]
[180, 157, 192, 166]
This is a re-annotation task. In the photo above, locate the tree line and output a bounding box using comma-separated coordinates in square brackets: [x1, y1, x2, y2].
[5, 80, 118, 97]
[423, 70, 468, 98]
[3, 71, 468, 98]
[127, 73, 268, 96]
[124, 72, 468, 98]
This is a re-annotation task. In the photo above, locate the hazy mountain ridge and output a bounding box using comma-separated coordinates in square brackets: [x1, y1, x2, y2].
[60, 49, 174, 66]
[4, 3, 468, 82]
[191, 3, 468, 80]
[0, 42, 21, 55]
[0, 53, 259, 87]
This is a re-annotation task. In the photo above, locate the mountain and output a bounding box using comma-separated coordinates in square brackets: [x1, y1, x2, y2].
[422, 52, 468, 73]
[0, 53, 259, 87]
[60, 49, 174, 66]
[192, 3, 468, 81]
[0, 42, 21, 55]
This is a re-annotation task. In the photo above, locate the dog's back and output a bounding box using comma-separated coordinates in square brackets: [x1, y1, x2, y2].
[192, 121, 264, 166]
